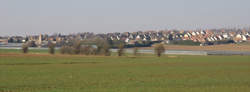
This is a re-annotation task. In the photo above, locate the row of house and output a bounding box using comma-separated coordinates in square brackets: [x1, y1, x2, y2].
[1, 29, 250, 47]
[106, 29, 250, 44]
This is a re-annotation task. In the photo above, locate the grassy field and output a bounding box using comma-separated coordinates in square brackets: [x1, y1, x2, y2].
[0, 49, 57, 54]
[0, 51, 250, 92]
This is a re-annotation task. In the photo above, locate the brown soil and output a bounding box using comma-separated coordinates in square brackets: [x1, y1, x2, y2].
[139, 44, 250, 51]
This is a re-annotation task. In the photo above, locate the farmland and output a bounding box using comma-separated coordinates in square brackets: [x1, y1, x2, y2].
[0, 52, 250, 92]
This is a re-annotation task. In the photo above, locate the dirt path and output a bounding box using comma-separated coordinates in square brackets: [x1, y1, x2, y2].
[138, 44, 250, 51]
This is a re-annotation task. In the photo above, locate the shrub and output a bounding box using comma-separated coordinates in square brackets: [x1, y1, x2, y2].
[22, 44, 29, 54]
[48, 43, 56, 54]
[117, 43, 125, 56]
[154, 44, 165, 57]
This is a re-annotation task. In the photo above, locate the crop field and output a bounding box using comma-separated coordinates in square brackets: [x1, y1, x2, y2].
[0, 51, 250, 92]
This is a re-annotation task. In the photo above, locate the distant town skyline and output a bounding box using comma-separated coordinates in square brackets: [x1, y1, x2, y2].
[0, 0, 250, 36]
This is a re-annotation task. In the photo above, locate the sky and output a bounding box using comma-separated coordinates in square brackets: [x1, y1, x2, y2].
[0, 0, 250, 36]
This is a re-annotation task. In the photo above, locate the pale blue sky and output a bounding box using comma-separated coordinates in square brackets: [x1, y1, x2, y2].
[0, 0, 250, 36]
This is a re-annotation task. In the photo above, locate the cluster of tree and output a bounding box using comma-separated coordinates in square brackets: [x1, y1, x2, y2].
[60, 38, 111, 56]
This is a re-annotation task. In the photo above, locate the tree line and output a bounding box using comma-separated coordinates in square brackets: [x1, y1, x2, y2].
[21, 38, 166, 57]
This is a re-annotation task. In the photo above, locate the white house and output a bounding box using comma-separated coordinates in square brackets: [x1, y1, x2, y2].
[213, 37, 218, 41]
[196, 32, 200, 35]
[192, 32, 196, 36]
[218, 35, 223, 40]
[125, 38, 130, 43]
[116, 36, 120, 40]
[207, 38, 212, 42]
[236, 34, 242, 39]
[210, 37, 215, 41]
[200, 31, 205, 35]
[110, 37, 114, 40]
[223, 34, 229, 39]
[242, 35, 247, 41]
[136, 35, 141, 39]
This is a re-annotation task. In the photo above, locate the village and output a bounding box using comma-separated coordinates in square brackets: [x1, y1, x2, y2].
[1, 28, 250, 48]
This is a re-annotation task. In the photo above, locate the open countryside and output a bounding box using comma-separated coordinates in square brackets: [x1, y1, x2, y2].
[1, 0, 250, 92]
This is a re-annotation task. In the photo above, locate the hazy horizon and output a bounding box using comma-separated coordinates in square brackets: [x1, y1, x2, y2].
[1, 0, 250, 36]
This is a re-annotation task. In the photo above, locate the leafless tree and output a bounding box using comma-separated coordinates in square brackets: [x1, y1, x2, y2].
[73, 41, 81, 54]
[133, 47, 139, 56]
[22, 43, 29, 54]
[154, 44, 165, 57]
[118, 43, 125, 56]
[48, 42, 56, 54]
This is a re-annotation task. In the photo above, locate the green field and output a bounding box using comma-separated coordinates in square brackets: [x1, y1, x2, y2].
[0, 50, 250, 92]
[0, 49, 57, 54]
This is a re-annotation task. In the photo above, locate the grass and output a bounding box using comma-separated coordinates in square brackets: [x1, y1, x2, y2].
[0, 48, 152, 57]
[0, 50, 250, 92]
[0, 49, 58, 54]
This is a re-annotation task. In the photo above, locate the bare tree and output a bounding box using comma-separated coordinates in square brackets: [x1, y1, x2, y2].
[22, 43, 29, 54]
[73, 41, 81, 54]
[154, 44, 165, 57]
[103, 42, 111, 56]
[48, 42, 56, 54]
[60, 46, 66, 54]
[133, 47, 139, 56]
[117, 43, 125, 56]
